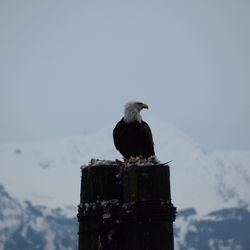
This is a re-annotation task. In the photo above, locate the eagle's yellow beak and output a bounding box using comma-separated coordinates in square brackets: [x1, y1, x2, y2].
[142, 103, 149, 109]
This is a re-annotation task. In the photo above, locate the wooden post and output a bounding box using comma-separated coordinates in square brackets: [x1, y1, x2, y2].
[77, 161, 176, 250]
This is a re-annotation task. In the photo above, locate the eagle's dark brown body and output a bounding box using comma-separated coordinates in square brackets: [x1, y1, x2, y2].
[113, 118, 155, 159]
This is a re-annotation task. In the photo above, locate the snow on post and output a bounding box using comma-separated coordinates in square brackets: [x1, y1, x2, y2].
[77, 158, 176, 250]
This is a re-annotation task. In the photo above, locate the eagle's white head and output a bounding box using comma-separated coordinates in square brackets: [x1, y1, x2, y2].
[123, 101, 149, 123]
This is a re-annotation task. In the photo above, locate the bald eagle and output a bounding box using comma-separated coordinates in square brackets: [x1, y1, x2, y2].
[113, 101, 155, 159]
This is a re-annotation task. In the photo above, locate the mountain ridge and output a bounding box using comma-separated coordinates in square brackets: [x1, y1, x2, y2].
[0, 119, 249, 215]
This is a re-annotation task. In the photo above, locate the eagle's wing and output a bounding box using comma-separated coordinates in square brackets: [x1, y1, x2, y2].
[139, 121, 155, 157]
[113, 119, 155, 158]
[113, 119, 123, 153]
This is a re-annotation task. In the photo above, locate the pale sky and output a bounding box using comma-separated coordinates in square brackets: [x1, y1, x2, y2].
[1, 0, 250, 152]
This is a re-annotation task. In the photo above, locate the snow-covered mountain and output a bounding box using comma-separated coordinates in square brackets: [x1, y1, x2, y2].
[175, 206, 250, 250]
[0, 184, 77, 250]
[1, 119, 250, 249]
[0, 184, 249, 250]
[1, 119, 249, 215]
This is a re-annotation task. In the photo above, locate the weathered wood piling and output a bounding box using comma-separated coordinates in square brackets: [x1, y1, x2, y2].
[78, 160, 176, 250]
